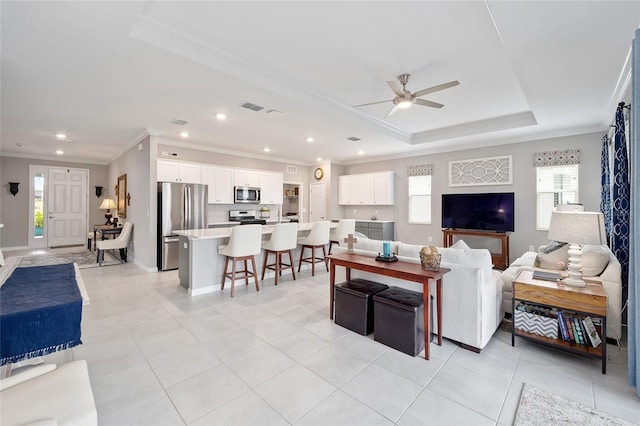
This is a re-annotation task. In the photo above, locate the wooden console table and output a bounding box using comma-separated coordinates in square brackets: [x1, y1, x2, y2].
[442, 229, 510, 270]
[327, 252, 450, 360]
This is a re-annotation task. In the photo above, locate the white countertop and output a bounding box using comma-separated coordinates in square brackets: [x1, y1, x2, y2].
[176, 222, 335, 240]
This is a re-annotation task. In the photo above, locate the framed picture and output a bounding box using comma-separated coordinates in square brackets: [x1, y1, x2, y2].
[117, 173, 127, 218]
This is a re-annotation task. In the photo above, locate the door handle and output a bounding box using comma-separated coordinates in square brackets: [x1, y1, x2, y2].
[164, 238, 179, 243]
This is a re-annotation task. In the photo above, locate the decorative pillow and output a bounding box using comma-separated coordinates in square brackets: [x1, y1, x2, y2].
[397, 243, 429, 258]
[580, 250, 610, 277]
[451, 239, 471, 249]
[542, 240, 567, 254]
[535, 244, 569, 269]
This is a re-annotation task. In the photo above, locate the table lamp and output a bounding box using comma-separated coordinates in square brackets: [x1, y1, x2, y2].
[99, 197, 116, 225]
[547, 211, 606, 287]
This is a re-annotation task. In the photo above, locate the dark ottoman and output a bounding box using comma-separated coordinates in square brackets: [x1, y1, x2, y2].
[334, 279, 389, 335]
[373, 287, 425, 356]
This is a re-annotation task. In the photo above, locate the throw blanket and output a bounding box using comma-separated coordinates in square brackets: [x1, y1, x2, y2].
[0, 263, 82, 365]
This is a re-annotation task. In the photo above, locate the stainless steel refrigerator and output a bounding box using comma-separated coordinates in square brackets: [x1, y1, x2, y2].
[157, 182, 208, 271]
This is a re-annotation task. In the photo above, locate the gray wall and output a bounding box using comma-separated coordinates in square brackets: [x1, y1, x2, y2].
[0, 156, 108, 248]
[339, 131, 603, 260]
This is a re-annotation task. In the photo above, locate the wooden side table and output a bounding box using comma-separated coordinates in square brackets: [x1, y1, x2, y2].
[511, 270, 607, 374]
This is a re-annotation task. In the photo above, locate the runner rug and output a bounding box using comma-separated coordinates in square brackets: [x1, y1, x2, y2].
[17, 246, 120, 269]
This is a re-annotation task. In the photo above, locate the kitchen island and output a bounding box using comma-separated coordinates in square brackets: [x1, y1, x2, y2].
[175, 223, 337, 296]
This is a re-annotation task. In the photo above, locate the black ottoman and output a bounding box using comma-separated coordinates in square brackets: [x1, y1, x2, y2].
[373, 287, 425, 356]
[334, 279, 389, 335]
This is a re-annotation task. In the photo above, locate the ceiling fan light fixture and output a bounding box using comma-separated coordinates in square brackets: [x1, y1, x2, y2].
[397, 100, 413, 109]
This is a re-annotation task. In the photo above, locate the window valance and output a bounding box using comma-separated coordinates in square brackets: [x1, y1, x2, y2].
[534, 149, 581, 167]
[407, 164, 433, 176]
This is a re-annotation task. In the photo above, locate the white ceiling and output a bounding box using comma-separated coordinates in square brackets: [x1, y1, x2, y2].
[1, 1, 639, 166]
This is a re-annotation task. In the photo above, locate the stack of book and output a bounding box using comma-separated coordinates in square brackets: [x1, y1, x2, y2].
[557, 312, 602, 348]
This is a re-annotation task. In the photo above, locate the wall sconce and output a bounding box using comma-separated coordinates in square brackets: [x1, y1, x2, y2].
[95, 186, 103, 198]
[9, 182, 19, 196]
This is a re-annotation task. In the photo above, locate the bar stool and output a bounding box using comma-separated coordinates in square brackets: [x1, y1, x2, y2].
[297, 221, 330, 276]
[328, 219, 356, 255]
[261, 222, 298, 285]
[218, 224, 263, 297]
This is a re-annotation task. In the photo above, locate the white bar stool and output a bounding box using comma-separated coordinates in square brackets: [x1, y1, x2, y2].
[297, 221, 330, 276]
[218, 224, 263, 297]
[328, 219, 356, 255]
[261, 222, 298, 286]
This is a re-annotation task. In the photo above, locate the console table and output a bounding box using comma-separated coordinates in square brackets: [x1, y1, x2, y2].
[327, 252, 450, 360]
[442, 229, 510, 270]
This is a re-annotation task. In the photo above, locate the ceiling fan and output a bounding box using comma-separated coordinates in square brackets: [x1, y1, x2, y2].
[354, 74, 459, 118]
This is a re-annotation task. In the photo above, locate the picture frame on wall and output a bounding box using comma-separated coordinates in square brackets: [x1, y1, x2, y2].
[117, 173, 127, 218]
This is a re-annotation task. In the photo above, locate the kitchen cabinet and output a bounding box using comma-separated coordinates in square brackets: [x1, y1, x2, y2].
[234, 169, 260, 187]
[201, 165, 234, 204]
[260, 172, 283, 205]
[339, 171, 394, 205]
[158, 160, 202, 184]
[355, 220, 394, 240]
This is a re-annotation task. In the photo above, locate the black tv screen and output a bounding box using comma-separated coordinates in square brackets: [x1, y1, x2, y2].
[442, 192, 514, 232]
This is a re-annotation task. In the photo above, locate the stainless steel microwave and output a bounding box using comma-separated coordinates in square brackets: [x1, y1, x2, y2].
[234, 186, 261, 204]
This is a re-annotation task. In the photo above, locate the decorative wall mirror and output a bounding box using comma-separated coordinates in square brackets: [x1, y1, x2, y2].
[117, 174, 127, 218]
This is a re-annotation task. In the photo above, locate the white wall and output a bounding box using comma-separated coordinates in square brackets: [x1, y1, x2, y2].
[339, 132, 603, 260]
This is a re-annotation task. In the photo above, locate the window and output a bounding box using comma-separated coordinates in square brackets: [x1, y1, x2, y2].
[408, 175, 431, 224]
[536, 164, 579, 230]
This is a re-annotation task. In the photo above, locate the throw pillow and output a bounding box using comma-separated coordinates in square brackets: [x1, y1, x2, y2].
[535, 244, 570, 269]
[451, 239, 471, 249]
[581, 250, 610, 276]
[542, 240, 567, 254]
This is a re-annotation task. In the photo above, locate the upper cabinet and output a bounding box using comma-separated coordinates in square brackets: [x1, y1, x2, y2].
[339, 171, 394, 205]
[234, 169, 260, 187]
[158, 160, 202, 184]
[201, 165, 234, 204]
[259, 172, 283, 205]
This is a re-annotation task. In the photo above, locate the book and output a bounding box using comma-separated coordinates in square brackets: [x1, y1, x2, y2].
[565, 317, 574, 341]
[582, 316, 602, 348]
[532, 271, 561, 282]
[573, 317, 585, 345]
[557, 312, 569, 341]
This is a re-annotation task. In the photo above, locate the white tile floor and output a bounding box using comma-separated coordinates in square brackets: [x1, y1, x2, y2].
[5, 249, 640, 425]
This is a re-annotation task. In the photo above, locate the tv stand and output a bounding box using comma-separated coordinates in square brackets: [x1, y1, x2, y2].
[442, 229, 510, 270]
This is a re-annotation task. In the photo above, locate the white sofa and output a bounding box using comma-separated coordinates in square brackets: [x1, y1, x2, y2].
[0, 360, 97, 426]
[333, 239, 503, 351]
[500, 244, 623, 341]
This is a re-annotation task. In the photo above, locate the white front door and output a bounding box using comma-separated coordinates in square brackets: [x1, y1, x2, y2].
[309, 182, 326, 222]
[47, 167, 88, 247]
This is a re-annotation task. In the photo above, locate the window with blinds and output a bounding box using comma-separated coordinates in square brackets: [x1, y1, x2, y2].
[408, 175, 432, 224]
[536, 164, 579, 230]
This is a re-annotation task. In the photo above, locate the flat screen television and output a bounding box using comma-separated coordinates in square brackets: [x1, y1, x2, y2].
[442, 192, 514, 232]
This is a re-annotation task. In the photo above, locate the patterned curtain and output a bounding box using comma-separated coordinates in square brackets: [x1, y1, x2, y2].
[600, 136, 612, 240]
[612, 103, 630, 301]
[629, 29, 639, 396]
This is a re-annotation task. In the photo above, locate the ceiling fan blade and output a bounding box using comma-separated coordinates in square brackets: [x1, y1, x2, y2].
[387, 80, 405, 97]
[353, 99, 392, 108]
[385, 105, 399, 118]
[414, 98, 444, 108]
[413, 80, 460, 98]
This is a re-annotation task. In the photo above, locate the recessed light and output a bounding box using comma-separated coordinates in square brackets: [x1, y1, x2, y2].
[55, 133, 66, 140]
[358, 150, 364, 155]
[56, 150, 64, 155]
[306, 137, 314, 143]
[317, 157, 322, 161]
[264, 147, 271, 152]
[216, 113, 227, 120]
[180, 131, 189, 138]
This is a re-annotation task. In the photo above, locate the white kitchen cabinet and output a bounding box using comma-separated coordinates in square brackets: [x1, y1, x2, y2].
[157, 160, 202, 184]
[259, 172, 283, 204]
[338, 171, 394, 205]
[233, 169, 260, 187]
[201, 165, 234, 204]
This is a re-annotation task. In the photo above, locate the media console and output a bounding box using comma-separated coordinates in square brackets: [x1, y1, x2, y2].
[442, 229, 510, 270]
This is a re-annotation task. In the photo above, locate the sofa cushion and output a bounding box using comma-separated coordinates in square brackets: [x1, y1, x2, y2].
[580, 248, 610, 277]
[439, 248, 493, 281]
[354, 239, 400, 255]
[451, 239, 471, 249]
[535, 244, 569, 269]
[397, 243, 425, 258]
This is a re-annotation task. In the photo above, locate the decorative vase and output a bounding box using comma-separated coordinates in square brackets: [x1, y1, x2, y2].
[419, 246, 441, 270]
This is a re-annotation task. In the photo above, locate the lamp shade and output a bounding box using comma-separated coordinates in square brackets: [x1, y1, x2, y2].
[547, 211, 606, 245]
[99, 197, 116, 210]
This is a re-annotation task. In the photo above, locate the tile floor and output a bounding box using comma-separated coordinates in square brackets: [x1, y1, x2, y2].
[5, 249, 640, 425]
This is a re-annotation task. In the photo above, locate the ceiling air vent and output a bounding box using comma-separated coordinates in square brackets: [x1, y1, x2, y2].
[170, 118, 189, 126]
[347, 136, 361, 142]
[240, 102, 265, 112]
[286, 165, 298, 174]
